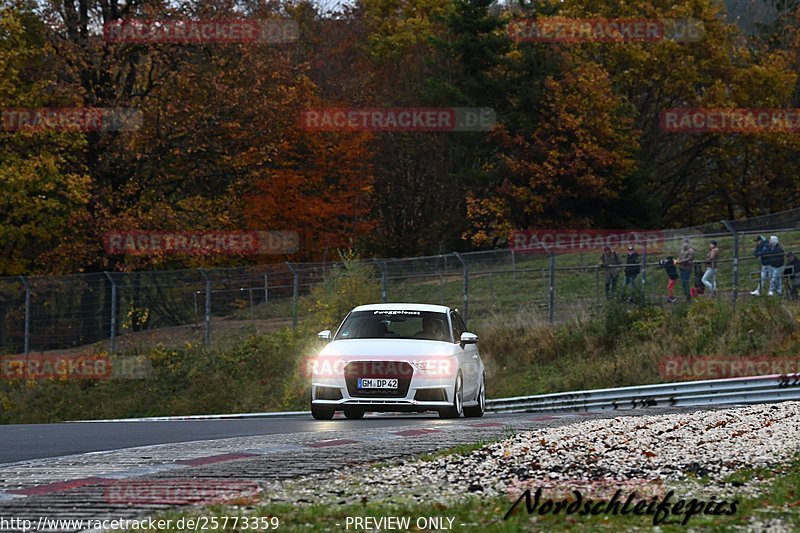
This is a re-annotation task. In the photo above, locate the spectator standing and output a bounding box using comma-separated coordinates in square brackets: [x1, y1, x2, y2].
[622, 245, 641, 303]
[673, 238, 696, 302]
[599, 246, 621, 298]
[751, 236, 770, 295]
[659, 256, 679, 302]
[784, 252, 800, 299]
[702, 240, 720, 296]
[765, 235, 785, 296]
[690, 262, 706, 298]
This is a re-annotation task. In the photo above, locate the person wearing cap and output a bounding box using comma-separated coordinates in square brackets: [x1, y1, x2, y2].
[622, 245, 640, 303]
[673, 238, 696, 302]
[750, 235, 770, 295]
[598, 245, 621, 298]
[764, 235, 785, 296]
[702, 240, 720, 297]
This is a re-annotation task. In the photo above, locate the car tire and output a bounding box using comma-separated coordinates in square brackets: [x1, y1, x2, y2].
[343, 407, 365, 419]
[464, 373, 485, 418]
[438, 373, 464, 419]
[311, 403, 335, 420]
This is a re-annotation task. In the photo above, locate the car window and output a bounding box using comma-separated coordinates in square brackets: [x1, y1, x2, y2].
[335, 310, 450, 342]
[450, 311, 466, 342]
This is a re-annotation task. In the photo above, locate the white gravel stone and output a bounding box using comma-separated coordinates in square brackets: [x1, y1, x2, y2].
[258, 402, 800, 526]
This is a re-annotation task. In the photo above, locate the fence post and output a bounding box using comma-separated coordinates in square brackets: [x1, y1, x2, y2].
[541, 244, 555, 323]
[264, 273, 269, 303]
[198, 268, 211, 346]
[19, 276, 30, 356]
[511, 249, 516, 281]
[286, 262, 298, 329]
[595, 265, 600, 303]
[642, 239, 648, 304]
[103, 272, 117, 354]
[722, 220, 739, 304]
[454, 253, 469, 325]
[548, 251, 555, 323]
[374, 259, 388, 303]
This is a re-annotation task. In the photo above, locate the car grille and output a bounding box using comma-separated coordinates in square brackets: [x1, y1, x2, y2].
[344, 361, 413, 398]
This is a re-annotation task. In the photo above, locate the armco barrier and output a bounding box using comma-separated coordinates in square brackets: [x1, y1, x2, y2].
[486, 373, 800, 414]
[70, 374, 800, 422]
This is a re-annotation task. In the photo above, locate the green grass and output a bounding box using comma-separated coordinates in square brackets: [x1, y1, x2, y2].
[4, 296, 800, 423]
[419, 440, 494, 462]
[131, 455, 800, 532]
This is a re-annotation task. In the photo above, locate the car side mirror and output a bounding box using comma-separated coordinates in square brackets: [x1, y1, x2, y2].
[317, 330, 332, 340]
[460, 332, 478, 347]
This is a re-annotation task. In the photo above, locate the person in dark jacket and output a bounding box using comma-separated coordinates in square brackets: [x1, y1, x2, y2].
[751, 235, 770, 295]
[622, 245, 640, 303]
[765, 235, 785, 296]
[784, 252, 800, 299]
[598, 246, 621, 298]
[690, 262, 706, 298]
[659, 256, 679, 302]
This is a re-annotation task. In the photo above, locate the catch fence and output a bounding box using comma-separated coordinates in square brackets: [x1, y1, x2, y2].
[3, 209, 800, 354]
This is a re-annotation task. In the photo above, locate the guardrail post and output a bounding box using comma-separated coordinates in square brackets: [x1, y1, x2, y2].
[264, 273, 269, 303]
[286, 262, 298, 329]
[374, 259, 388, 303]
[454, 253, 469, 325]
[722, 220, 739, 304]
[103, 272, 117, 354]
[18, 276, 30, 356]
[198, 269, 211, 346]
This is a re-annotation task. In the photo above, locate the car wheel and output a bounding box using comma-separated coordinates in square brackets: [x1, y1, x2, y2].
[311, 403, 335, 420]
[343, 407, 365, 419]
[439, 373, 463, 419]
[464, 373, 485, 418]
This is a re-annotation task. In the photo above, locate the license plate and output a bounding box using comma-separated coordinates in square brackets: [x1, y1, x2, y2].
[357, 378, 398, 389]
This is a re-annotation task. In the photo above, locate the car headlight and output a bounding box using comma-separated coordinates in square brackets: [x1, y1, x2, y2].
[410, 359, 453, 376]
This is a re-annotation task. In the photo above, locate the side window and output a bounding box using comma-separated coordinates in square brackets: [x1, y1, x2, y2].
[450, 311, 466, 342]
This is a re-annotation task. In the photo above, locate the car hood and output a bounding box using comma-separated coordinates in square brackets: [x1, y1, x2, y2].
[318, 339, 457, 359]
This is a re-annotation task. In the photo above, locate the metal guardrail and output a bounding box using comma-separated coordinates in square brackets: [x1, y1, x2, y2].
[486, 373, 800, 414]
[70, 374, 800, 422]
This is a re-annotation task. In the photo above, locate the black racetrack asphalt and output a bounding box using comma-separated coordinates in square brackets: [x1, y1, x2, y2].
[0, 412, 519, 464]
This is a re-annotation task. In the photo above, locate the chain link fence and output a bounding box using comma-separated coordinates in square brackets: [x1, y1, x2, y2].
[3, 209, 800, 355]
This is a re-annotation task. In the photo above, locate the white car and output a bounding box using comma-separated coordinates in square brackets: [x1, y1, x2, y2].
[310, 303, 486, 420]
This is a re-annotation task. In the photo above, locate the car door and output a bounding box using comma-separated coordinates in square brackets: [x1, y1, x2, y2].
[450, 310, 479, 399]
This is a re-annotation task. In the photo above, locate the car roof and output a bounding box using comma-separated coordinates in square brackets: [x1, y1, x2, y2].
[351, 303, 451, 313]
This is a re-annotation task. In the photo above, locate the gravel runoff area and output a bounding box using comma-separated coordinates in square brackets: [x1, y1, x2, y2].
[258, 402, 800, 529]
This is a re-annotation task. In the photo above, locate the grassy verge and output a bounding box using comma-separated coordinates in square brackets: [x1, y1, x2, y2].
[3, 296, 799, 423]
[135, 455, 800, 532]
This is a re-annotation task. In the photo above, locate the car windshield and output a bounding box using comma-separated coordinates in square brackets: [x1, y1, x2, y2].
[335, 310, 451, 342]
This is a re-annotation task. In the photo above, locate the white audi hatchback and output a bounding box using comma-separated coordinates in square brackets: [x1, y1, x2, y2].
[310, 303, 486, 420]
